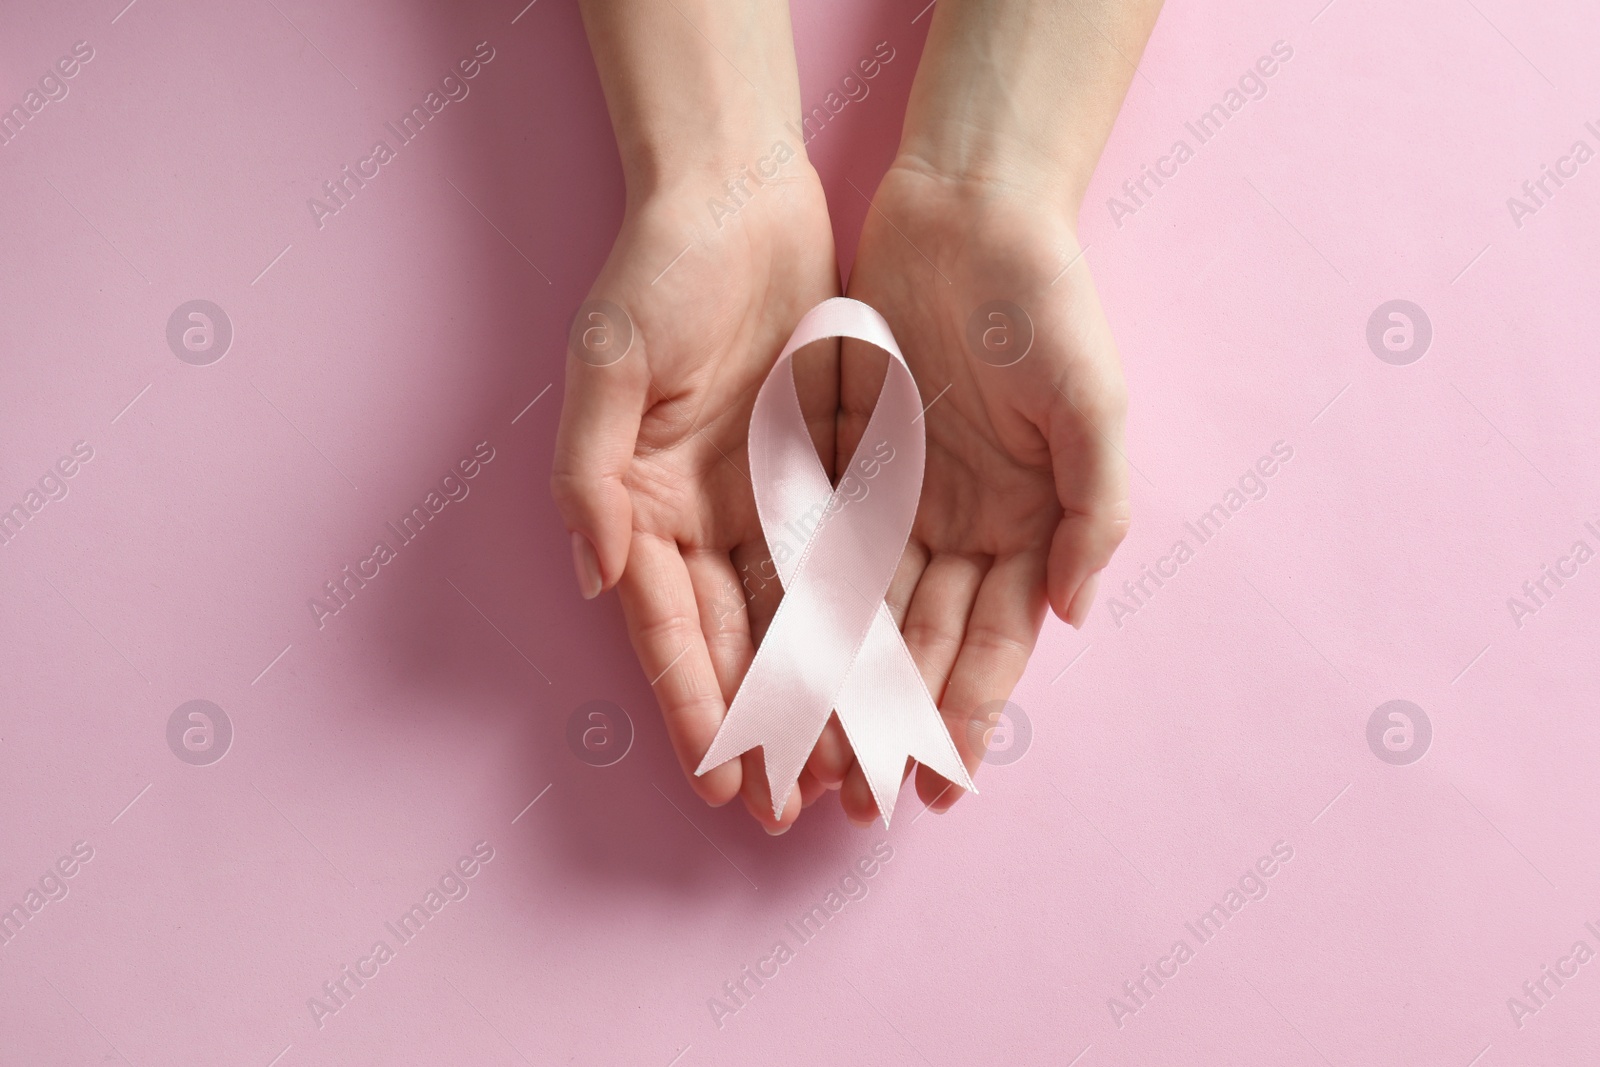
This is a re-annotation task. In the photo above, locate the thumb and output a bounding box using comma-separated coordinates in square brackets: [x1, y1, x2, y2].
[550, 300, 647, 598]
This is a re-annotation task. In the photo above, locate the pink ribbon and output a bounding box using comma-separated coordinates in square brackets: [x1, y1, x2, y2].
[695, 298, 975, 825]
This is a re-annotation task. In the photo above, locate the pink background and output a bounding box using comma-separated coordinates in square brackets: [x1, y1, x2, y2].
[3, 0, 1598, 1063]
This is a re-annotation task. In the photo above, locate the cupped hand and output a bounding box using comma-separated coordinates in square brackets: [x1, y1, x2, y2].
[551, 162, 841, 833]
[819, 160, 1132, 822]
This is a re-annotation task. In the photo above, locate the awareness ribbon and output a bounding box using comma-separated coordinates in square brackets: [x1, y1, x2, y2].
[695, 298, 975, 825]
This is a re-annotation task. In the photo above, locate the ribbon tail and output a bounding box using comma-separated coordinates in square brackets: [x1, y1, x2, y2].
[694, 672, 837, 818]
[833, 611, 976, 827]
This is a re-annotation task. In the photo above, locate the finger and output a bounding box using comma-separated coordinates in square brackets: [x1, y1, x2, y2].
[684, 548, 802, 833]
[899, 551, 986, 700]
[730, 541, 782, 644]
[551, 313, 650, 598]
[839, 753, 916, 827]
[915, 550, 1048, 812]
[804, 714, 854, 789]
[616, 532, 742, 807]
[884, 538, 931, 628]
[739, 749, 803, 835]
[1047, 381, 1131, 627]
[799, 768, 828, 808]
[682, 547, 756, 701]
[839, 760, 879, 827]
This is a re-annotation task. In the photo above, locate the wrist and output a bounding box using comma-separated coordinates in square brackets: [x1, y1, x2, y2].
[617, 142, 829, 272]
[580, 0, 809, 204]
[892, 129, 1091, 218]
[896, 0, 1161, 219]
[619, 117, 812, 206]
[880, 152, 1082, 243]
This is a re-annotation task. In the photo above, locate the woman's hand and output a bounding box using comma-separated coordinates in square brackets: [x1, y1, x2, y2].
[823, 160, 1132, 823]
[803, 0, 1160, 825]
[559, 0, 850, 833]
[552, 159, 841, 834]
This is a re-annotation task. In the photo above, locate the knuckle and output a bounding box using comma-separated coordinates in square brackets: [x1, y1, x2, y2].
[901, 619, 963, 666]
[960, 623, 1031, 669]
[635, 616, 702, 673]
[548, 468, 592, 513]
[1098, 498, 1133, 546]
[1078, 383, 1128, 428]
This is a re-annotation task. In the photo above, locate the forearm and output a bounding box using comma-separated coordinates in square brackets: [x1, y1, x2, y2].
[897, 0, 1164, 212]
[578, 0, 805, 197]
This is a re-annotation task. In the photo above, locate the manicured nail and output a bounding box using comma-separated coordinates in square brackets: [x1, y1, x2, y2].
[571, 531, 602, 600]
[765, 820, 792, 836]
[846, 813, 875, 829]
[1067, 570, 1101, 629]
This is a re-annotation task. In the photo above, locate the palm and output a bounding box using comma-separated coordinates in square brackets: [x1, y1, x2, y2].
[834, 163, 1130, 818]
[617, 201, 809, 570]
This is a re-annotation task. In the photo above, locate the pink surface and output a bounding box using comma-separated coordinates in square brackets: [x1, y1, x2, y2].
[2, 0, 1597, 1064]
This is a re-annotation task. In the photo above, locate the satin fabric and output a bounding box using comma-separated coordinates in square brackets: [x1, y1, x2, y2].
[695, 298, 975, 824]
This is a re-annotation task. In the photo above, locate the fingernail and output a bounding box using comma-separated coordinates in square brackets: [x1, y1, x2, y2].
[846, 814, 875, 829]
[571, 531, 602, 600]
[1067, 570, 1101, 629]
[765, 821, 792, 836]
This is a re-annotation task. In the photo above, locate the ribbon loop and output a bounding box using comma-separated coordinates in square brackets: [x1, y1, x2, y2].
[694, 298, 975, 825]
